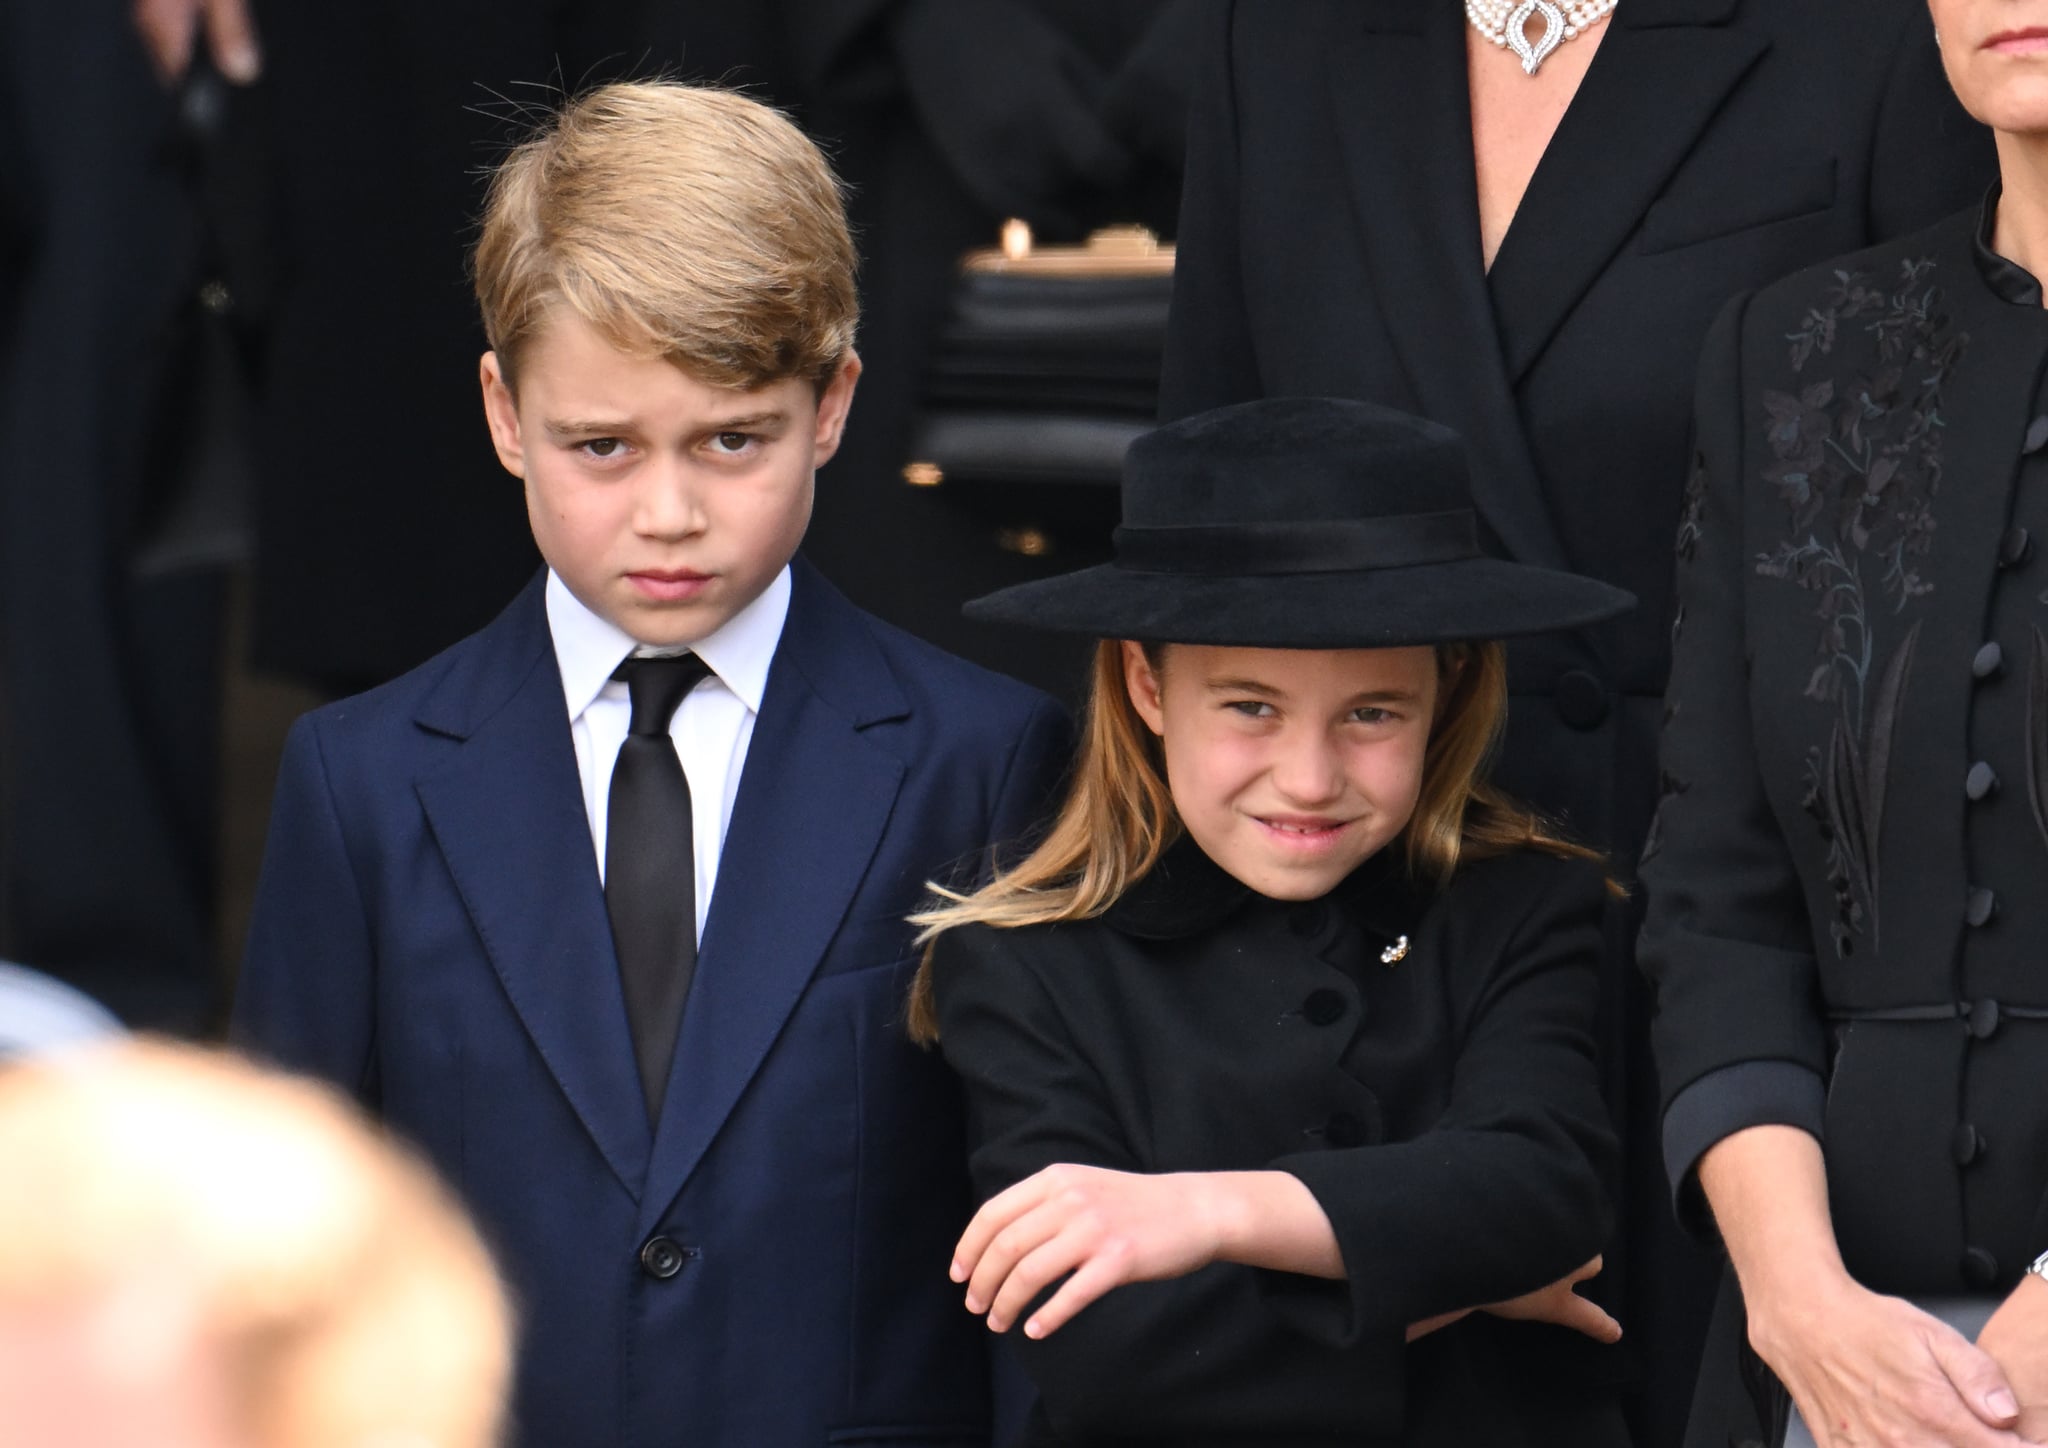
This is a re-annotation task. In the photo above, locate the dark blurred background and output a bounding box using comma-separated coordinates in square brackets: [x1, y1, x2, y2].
[0, 0, 1199, 1032]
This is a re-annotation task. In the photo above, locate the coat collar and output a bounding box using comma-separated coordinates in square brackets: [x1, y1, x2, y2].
[1103, 834, 1424, 945]
[1332, 0, 1763, 563]
[408, 558, 915, 1214]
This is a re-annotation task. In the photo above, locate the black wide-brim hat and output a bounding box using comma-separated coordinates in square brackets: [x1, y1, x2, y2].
[964, 397, 1635, 648]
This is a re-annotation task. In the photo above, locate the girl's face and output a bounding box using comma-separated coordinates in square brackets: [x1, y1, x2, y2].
[1928, 0, 2048, 133]
[1122, 641, 1440, 901]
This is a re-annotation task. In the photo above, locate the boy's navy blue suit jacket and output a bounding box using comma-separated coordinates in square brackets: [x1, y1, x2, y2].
[233, 556, 1071, 1448]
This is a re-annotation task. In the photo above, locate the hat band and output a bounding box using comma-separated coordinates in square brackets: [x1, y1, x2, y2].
[1113, 510, 1480, 576]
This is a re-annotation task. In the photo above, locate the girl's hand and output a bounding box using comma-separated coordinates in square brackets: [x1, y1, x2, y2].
[1752, 1277, 2026, 1448]
[1482, 1254, 1621, 1343]
[950, 1164, 1233, 1339]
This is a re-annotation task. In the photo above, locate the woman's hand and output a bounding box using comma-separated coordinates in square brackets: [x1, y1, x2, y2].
[1751, 1276, 2027, 1448]
[950, 1164, 1340, 1339]
[1484, 1254, 1622, 1343]
[1978, 1273, 2048, 1443]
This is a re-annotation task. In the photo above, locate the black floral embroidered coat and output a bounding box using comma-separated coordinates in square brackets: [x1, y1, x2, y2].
[1641, 204, 2048, 1442]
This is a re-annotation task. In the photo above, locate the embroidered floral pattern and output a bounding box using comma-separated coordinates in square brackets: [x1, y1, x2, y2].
[1754, 256, 1966, 955]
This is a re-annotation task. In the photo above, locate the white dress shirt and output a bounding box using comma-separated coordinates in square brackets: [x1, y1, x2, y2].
[546, 567, 790, 938]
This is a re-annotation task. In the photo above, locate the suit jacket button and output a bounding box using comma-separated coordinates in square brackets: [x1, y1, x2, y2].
[640, 1236, 686, 1280]
[1324, 1112, 1366, 1148]
[1962, 1246, 2002, 1289]
[1552, 670, 1609, 731]
[1969, 998, 2002, 1040]
[2000, 526, 2033, 568]
[1966, 887, 1998, 928]
[1973, 641, 2005, 679]
[1302, 989, 1347, 1026]
[1966, 761, 1999, 801]
[1951, 1123, 1986, 1166]
[2025, 415, 2048, 454]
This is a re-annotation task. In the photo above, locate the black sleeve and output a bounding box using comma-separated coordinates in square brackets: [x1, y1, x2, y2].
[1269, 858, 1617, 1345]
[932, 926, 1406, 1439]
[1866, 5, 1997, 239]
[1636, 294, 1831, 1231]
[1156, 0, 1263, 419]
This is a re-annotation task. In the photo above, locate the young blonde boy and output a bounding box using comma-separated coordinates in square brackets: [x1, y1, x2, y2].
[236, 82, 1068, 1448]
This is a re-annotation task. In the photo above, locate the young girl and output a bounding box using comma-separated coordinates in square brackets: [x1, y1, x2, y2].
[911, 398, 1637, 1447]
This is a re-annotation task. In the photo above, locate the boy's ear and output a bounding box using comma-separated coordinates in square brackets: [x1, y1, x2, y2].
[1121, 640, 1167, 736]
[809, 351, 863, 467]
[479, 352, 527, 479]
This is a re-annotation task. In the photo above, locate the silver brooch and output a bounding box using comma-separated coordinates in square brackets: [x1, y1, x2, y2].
[1379, 935, 1410, 966]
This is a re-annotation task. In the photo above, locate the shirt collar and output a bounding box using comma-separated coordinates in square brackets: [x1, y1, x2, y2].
[544, 565, 791, 721]
[1974, 181, 2044, 308]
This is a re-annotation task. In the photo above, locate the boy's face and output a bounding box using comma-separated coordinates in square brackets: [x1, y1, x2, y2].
[480, 308, 859, 648]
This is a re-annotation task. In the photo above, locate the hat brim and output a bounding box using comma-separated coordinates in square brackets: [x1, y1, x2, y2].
[963, 558, 1635, 648]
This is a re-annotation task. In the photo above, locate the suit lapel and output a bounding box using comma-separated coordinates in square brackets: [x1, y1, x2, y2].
[1488, 0, 1763, 382]
[412, 578, 652, 1200]
[1328, 3, 1569, 568]
[638, 561, 909, 1229]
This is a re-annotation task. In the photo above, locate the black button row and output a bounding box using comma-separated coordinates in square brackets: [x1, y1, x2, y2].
[1963, 1245, 2002, 1289]
[2001, 526, 2033, 569]
[1966, 887, 1998, 929]
[1553, 669, 1609, 731]
[1966, 761, 1999, 801]
[1973, 641, 2005, 679]
[1952, 1122, 1986, 1166]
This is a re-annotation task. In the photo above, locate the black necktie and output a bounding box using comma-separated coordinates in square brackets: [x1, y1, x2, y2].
[606, 653, 713, 1119]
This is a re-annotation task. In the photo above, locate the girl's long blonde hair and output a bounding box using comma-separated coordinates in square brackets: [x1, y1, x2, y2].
[906, 639, 1606, 1042]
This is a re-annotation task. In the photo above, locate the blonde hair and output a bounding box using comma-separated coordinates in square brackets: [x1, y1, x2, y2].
[0, 1041, 512, 1448]
[473, 80, 858, 391]
[906, 639, 1605, 1041]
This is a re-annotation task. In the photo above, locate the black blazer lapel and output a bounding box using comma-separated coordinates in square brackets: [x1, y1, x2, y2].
[1327, 3, 1571, 568]
[638, 562, 909, 1228]
[1488, 0, 1764, 382]
[412, 578, 652, 1200]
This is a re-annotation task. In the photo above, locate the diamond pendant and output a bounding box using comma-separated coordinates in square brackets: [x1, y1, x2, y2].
[1506, 0, 1565, 75]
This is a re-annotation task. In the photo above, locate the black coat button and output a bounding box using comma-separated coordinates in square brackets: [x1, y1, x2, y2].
[2026, 416, 2048, 454]
[640, 1236, 687, 1280]
[1969, 998, 2003, 1040]
[1552, 670, 1610, 731]
[1325, 1112, 1367, 1148]
[1966, 887, 1998, 928]
[1952, 1123, 1986, 1165]
[1966, 761, 1999, 801]
[1973, 641, 2005, 680]
[1962, 1246, 2002, 1288]
[1302, 989, 1347, 1026]
[2001, 526, 2034, 568]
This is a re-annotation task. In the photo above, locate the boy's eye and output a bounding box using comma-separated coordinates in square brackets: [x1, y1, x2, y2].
[1352, 706, 1391, 724]
[580, 438, 624, 459]
[710, 431, 755, 454]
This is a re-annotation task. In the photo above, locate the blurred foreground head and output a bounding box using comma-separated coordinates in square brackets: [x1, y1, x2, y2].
[0, 1042, 511, 1448]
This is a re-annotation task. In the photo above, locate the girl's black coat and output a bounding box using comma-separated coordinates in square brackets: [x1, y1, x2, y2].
[931, 842, 1627, 1448]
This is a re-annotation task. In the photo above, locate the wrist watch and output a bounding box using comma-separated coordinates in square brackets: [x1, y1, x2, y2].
[2031, 1248, 2048, 1284]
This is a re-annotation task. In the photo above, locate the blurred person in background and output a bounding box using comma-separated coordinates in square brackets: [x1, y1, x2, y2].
[0, 1040, 511, 1448]
[0, 0, 254, 1030]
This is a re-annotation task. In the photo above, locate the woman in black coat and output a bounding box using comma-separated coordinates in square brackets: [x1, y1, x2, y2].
[1159, 7, 1997, 1435]
[1640, 3, 2048, 1442]
[910, 398, 1637, 1447]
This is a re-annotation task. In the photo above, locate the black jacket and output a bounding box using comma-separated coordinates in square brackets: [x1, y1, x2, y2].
[931, 840, 1625, 1448]
[1641, 205, 2048, 1444]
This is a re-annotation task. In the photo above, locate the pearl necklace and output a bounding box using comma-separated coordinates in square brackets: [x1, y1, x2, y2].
[1466, 0, 1617, 76]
